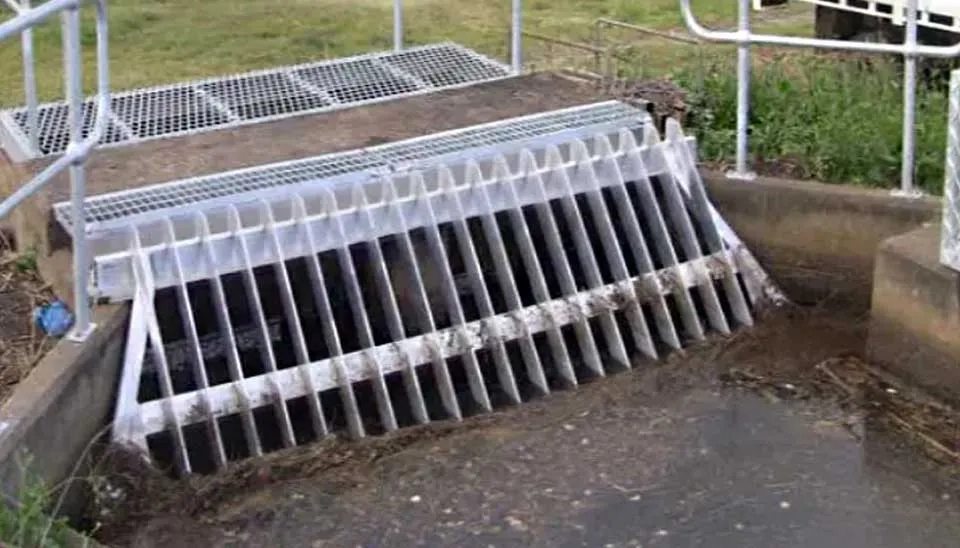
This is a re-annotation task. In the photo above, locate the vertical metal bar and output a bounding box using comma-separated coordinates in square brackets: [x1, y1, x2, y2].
[942, 70, 960, 271]
[393, 0, 403, 52]
[899, 0, 921, 196]
[729, 0, 756, 181]
[511, 0, 522, 73]
[21, 0, 38, 153]
[227, 205, 297, 449]
[62, 6, 94, 341]
[164, 220, 228, 469]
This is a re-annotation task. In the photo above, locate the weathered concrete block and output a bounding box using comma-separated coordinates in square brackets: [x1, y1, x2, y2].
[867, 224, 960, 404]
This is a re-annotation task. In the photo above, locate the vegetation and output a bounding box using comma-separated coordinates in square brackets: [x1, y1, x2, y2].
[0, 455, 87, 548]
[0, 0, 951, 192]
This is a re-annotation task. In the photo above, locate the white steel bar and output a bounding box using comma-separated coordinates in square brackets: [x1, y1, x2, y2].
[289, 196, 332, 436]
[731, 0, 755, 181]
[626, 128, 705, 342]
[411, 173, 493, 412]
[130, 250, 744, 436]
[462, 162, 555, 392]
[437, 166, 525, 401]
[662, 120, 754, 326]
[591, 131, 682, 351]
[567, 140, 658, 361]
[943, 71, 960, 272]
[511, 0, 523, 73]
[897, 0, 921, 197]
[327, 191, 399, 434]
[163, 220, 228, 469]
[92, 136, 689, 303]
[20, 0, 38, 153]
[380, 182, 463, 420]
[516, 152, 607, 377]
[393, 0, 403, 52]
[226, 206, 297, 449]
[131, 231, 191, 474]
[196, 214, 263, 459]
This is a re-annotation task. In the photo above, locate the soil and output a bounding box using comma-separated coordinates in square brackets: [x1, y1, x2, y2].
[83, 304, 960, 546]
[0, 217, 56, 406]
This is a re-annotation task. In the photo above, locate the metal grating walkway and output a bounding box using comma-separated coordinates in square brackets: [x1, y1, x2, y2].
[55, 101, 651, 236]
[110, 118, 784, 475]
[0, 43, 512, 161]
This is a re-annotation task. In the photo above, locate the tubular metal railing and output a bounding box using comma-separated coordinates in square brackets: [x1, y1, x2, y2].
[678, 0, 960, 196]
[391, 0, 524, 73]
[0, 0, 111, 341]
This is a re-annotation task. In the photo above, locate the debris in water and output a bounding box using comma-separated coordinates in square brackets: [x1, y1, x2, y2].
[410, 495, 422, 503]
[779, 501, 791, 509]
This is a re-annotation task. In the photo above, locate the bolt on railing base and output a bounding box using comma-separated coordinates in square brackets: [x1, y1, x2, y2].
[66, 321, 97, 343]
[725, 169, 757, 181]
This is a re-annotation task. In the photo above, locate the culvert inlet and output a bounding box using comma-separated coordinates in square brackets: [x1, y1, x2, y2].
[60, 103, 781, 475]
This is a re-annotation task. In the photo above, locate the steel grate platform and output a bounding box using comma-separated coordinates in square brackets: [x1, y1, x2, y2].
[0, 43, 512, 161]
[54, 101, 652, 235]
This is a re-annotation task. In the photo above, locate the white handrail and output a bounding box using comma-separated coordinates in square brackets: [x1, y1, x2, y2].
[0, 0, 111, 341]
[678, 0, 960, 195]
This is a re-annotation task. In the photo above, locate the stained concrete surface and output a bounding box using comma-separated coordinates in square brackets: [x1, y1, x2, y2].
[187, 390, 957, 548]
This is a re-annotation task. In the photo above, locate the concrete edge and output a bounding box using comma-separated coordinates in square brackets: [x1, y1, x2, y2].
[0, 304, 128, 547]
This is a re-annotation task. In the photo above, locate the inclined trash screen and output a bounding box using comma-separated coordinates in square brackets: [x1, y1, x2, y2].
[89, 104, 782, 475]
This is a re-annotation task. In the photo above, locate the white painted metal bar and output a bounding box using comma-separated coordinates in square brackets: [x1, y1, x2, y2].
[0, 0, 111, 342]
[943, 70, 960, 272]
[130, 251, 745, 438]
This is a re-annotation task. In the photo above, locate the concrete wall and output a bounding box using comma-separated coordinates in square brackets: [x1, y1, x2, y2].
[704, 173, 941, 314]
[0, 305, 128, 521]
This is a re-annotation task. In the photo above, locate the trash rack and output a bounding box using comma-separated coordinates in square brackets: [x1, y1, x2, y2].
[85, 103, 783, 474]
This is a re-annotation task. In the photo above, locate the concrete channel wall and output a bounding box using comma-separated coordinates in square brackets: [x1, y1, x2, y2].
[0, 172, 946, 541]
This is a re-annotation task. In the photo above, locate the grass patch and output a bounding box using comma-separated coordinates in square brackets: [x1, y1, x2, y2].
[0, 455, 89, 548]
[676, 52, 949, 193]
[0, 1, 951, 191]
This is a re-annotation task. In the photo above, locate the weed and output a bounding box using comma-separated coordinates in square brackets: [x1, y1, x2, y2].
[14, 250, 37, 275]
[0, 454, 89, 548]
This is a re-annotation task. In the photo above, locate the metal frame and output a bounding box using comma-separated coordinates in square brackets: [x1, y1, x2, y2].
[4, 0, 524, 161]
[54, 101, 650, 233]
[1, 43, 513, 161]
[111, 120, 782, 473]
[678, 0, 960, 195]
[796, 0, 960, 34]
[0, 0, 111, 341]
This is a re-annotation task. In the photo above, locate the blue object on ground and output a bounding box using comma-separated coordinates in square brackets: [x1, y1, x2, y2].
[32, 300, 74, 337]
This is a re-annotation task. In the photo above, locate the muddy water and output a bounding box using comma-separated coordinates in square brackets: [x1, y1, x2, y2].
[124, 388, 960, 547]
[114, 310, 960, 547]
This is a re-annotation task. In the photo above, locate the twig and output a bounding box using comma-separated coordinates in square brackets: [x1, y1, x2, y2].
[888, 412, 960, 462]
[815, 361, 857, 398]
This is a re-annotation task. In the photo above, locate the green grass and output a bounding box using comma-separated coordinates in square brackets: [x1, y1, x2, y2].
[0, 0, 950, 192]
[676, 54, 948, 193]
[0, 454, 88, 548]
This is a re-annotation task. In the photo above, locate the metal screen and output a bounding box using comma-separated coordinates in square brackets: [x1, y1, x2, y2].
[110, 118, 782, 474]
[0, 43, 511, 160]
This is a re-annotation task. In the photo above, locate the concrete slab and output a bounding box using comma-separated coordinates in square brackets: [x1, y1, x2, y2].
[704, 173, 940, 313]
[867, 224, 960, 404]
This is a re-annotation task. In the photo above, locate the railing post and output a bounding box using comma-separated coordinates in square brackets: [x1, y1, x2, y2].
[393, 0, 402, 52]
[729, 0, 756, 181]
[942, 70, 960, 271]
[21, 0, 38, 153]
[895, 0, 922, 197]
[61, 6, 94, 341]
[511, 0, 523, 73]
